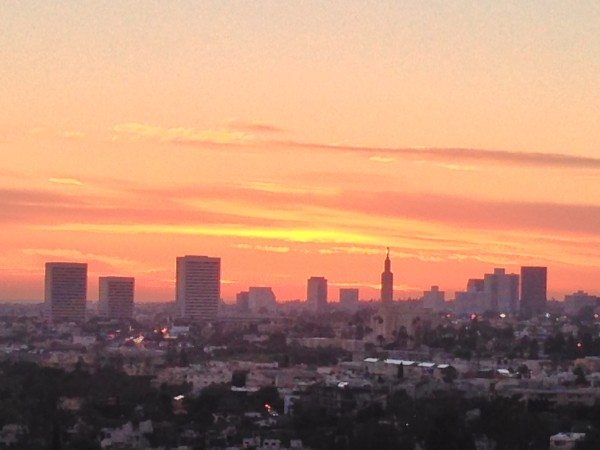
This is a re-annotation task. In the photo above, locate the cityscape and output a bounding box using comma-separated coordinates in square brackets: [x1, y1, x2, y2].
[2, 2, 600, 450]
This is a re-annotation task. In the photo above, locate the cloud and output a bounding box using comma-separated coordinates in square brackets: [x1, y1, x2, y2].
[369, 156, 396, 163]
[111, 122, 249, 145]
[111, 121, 599, 170]
[269, 140, 600, 170]
[61, 131, 85, 139]
[234, 243, 291, 253]
[48, 177, 83, 186]
[22, 248, 146, 271]
[37, 223, 375, 245]
[226, 120, 286, 134]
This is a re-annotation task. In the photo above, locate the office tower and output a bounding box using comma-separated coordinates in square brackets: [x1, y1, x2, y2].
[483, 268, 519, 313]
[339, 288, 359, 311]
[99, 276, 134, 319]
[422, 285, 445, 311]
[248, 286, 277, 313]
[381, 247, 394, 302]
[307, 276, 328, 312]
[45, 262, 87, 323]
[564, 290, 599, 316]
[520, 266, 547, 317]
[176, 255, 220, 320]
[236, 291, 250, 312]
[455, 279, 487, 315]
[467, 278, 484, 292]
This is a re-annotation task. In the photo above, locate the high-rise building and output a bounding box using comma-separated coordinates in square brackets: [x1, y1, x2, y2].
[339, 288, 359, 311]
[564, 290, 599, 316]
[176, 255, 220, 320]
[248, 286, 277, 313]
[236, 291, 250, 312]
[45, 262, 87, 323]
[381, 247, 394, 302]
[454, 279, 487, 315]
[520, 266, 547, 317]
[307, 276, 328, 312]
[483, 268, 519, 313]
[422, 285, 445, 311]
[99, 276, 134, 319]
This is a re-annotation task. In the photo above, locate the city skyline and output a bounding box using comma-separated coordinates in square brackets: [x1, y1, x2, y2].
[1, 2, 599, 302]
[27, 251, 558, 307]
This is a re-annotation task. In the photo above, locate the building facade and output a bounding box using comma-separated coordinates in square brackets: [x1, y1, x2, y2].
[99, 276, 134, 319]
[339, 288, 359, 311]
[521, 266, 548, 317]
[176, 255, 220, 320]
[422, 285, 445, 311]
[248, 286, 277, 313]
[45, 262, 87, 323]
[307, 277, 328, 312]
[483, 268, 519, 314]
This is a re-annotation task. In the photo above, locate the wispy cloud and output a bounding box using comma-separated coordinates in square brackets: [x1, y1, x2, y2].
[48, 177, 83, 186]
[110, 121, 600, 170]
[269, 140, 600, 170]
[61, 131, 85, 139]
[226, 120, 286, 134]
[22, 248, 146, 271]
[234, 243, 291, 253]
[369, 156, 396, 163]
[111, 122, 249, 145]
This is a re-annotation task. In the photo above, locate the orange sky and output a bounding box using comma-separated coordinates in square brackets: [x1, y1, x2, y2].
[1, 2, 599, 301]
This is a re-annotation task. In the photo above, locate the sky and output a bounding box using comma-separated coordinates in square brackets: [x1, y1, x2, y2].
[1, 1, 599, 302]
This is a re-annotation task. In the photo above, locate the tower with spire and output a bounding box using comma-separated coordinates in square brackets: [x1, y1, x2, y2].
[381, 247, 394, 302]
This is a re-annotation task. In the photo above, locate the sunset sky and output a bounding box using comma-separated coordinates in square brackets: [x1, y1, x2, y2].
[1, 1, 599, 302]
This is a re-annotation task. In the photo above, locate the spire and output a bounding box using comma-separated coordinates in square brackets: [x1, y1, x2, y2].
[381, 247, 393, 302]
[384, 247, 391, 272]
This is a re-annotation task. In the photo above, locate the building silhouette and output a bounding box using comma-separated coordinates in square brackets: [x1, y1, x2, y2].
[520, 266, 547, 317]
[176, 255, 220, 320]
[484, 268, 519, 313]
[339, 288, 359, 311]
[422, 285, 445, 311]
[45, 262, 87, 323]
[236, 291, 250, 312]
[248, 286, 277, 313]
[99, 276, 134, 319]
[307, 276, 328, 312]
[381, 247, 394, 302]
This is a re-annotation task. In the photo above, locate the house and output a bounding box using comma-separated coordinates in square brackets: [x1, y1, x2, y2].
[549, 432, 585, 449]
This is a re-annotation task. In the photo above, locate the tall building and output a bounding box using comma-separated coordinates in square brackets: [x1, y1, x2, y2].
[236, 291, 250, 312]
[520, 266, 547, 317]
[381, 247, 394, 302]
[248, 286, 277, 313]
[422, 285, 445, 311]
[483, 268, 519, 313]
[45, 262, 87, 323]
[99, 276, 134, 319]
[454, 279, 486, 315]
[176, 255, 220, 320]
[339, 288, 359, 311]
[307, 276, 328, 312]
[564, 290, 599, 316]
